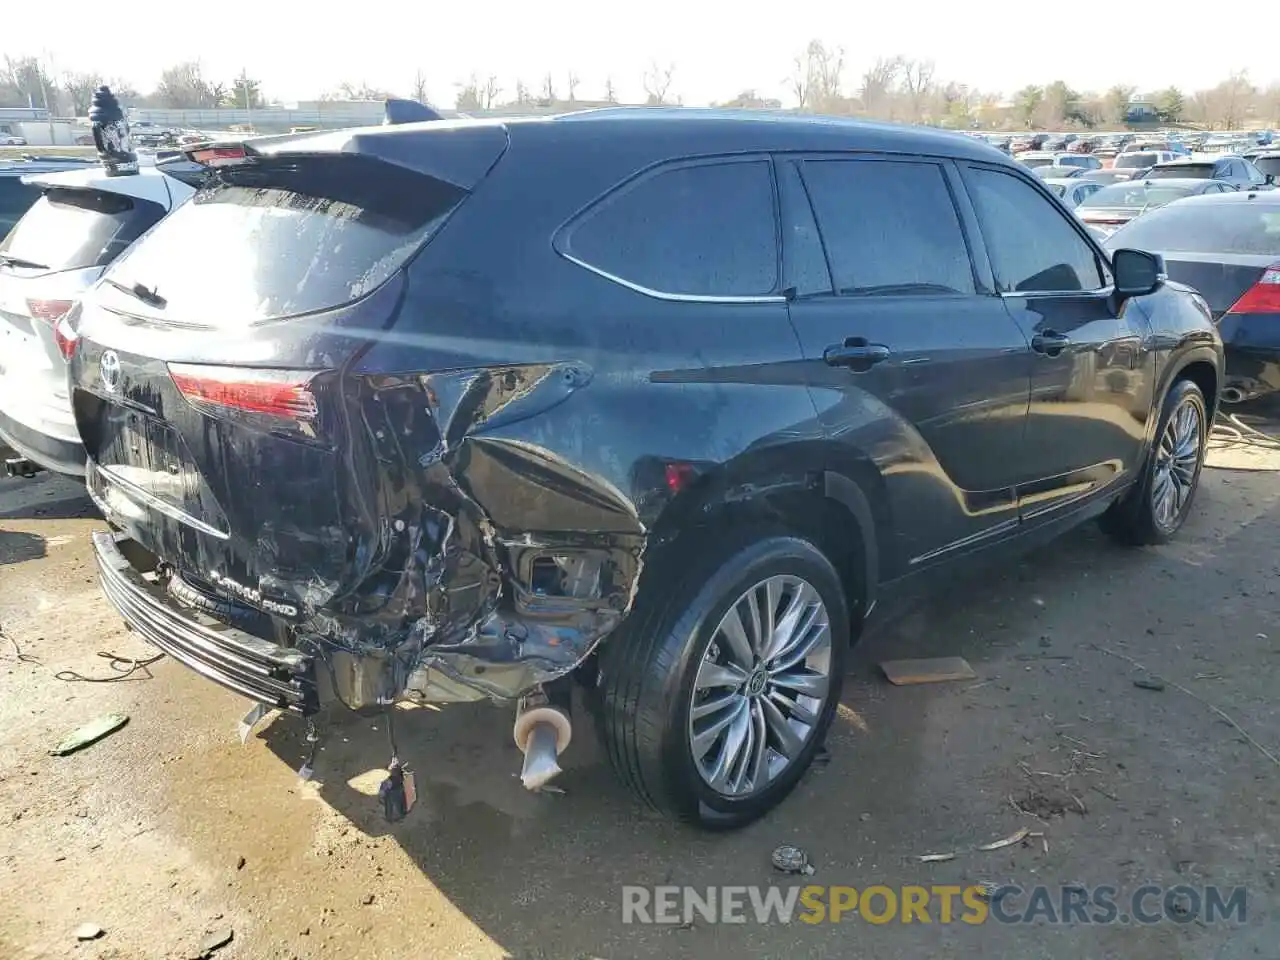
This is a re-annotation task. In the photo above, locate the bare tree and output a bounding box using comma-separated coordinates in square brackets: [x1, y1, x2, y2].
[642, 61, 675, 105]
[1102, 84, 1136, 126]
[482, 75, 501, 110]
[541, 73, 557, 103]
[454, 75, 482, 112]
[410, 69, 430, 105]
[566, 72, 580, 103]
[604, 77, 618, 104]
[1, 56, 60, 113]
[514, 80, 532, 105]
[62, 71, 104, 116]
[155, 61, 219, 109]
[859, 56, 903, 118]
[901, 58, 936, 122]
[789, 40, 843, 112]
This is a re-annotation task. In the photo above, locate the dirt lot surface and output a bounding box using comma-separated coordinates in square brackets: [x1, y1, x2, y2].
[2, 423, 1280, 959]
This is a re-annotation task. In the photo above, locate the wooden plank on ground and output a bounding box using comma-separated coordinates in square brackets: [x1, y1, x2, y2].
[879, 657, 976, 686]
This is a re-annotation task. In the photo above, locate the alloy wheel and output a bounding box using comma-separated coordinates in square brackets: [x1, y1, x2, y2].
[1151, 396, 1204, 532]
[688, 575, 833, 798]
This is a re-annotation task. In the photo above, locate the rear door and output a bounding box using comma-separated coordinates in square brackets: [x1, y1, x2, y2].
[958, 162, 1151, 520]
[779, 153, 1032, 573]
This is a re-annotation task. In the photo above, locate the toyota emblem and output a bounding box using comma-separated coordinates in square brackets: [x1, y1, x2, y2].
[100, 350, 121, 393]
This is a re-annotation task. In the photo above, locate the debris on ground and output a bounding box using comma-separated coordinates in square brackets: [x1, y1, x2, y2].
[235, 855, 246, 871]
[49, 713, 129, 756]
[1133, 677, 1166, 692]
[200, 925, 234, 956]
[1013, 786, 1088, 819]
[770, 844, 815, 875]
[916, 852, 956, 863]
[73, 922, 104, 941]
[977, 826, 1032, 851]
[879, 657, 977, 685]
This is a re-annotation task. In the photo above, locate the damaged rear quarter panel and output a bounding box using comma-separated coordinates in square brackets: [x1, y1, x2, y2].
[333, 129, 825, 701]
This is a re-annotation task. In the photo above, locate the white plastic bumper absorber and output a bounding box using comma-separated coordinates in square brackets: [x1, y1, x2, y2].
[513, 690, 572, 790]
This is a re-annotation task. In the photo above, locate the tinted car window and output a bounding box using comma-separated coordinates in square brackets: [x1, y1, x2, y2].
[103, 156, 465, 325]
[965, 167, 1104, 293]
[800, 159, 974, 296]
[0, 178, 41, 239]
[1106, 201, 1280, 256]
[1115, 153, 1158, 169]
[1255, 157, 1280, 178]
[1146, 164, 1213, 180]
[0, 187, 165, 274]
[567, 159, 778, 298]
[778, 161, 832, 298]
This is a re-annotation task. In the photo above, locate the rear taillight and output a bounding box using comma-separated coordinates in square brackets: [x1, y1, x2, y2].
[169, 364, 319, 421]
[1226, 264, 1280, 315]
[26, 298, 74, 324]
[53, 314, 79, 361]
[188, 145, 248, 167]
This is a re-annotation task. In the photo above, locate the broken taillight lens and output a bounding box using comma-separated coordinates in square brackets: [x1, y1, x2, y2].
[53, 314, 79, 361]
[169, 364, 320, 421]
[1226, 264, 1280, 315]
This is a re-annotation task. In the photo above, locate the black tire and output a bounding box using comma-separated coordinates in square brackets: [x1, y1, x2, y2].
[1102, 378, 1208, 545]
[597, 527, 849, 829]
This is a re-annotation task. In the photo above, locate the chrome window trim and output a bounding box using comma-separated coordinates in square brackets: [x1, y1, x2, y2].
[999, 285, 1115, 299]
[558, 251, 787, 304]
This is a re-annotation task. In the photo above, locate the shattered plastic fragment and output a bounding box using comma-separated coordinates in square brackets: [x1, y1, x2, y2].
[50, 713, 128, 756]
[238, 703, 271, 745]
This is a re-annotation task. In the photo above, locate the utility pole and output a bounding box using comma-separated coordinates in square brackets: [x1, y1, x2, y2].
[242, 68, 254, 132]
[41, 50, 58, 145]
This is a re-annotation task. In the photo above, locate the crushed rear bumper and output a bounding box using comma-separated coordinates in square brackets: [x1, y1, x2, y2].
[92, 531, 319, 714]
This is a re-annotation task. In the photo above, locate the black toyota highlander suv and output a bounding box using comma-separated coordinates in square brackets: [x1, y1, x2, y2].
[72, 109, 1223, 828]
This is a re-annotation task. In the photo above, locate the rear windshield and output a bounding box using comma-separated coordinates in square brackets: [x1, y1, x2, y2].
[1080, 183, 1198, 208]
[1020, 156, 1055, 168]
[1108, 202, 1280, 255]
[1145, 164, 1213, 180]
[0, 178, 41, 239]
[1115, 153, 1158, 169]
[1048, 183, 1066, 197]
[0, 187, 164, 273]
[1254, 157, 1280, 177]
[103, 155, 465, 325]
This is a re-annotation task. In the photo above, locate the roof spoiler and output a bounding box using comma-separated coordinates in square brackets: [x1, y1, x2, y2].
[383, 98, 444, 125]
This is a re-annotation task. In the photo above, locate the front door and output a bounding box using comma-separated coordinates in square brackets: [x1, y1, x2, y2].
[957, 162, 1153, 520]
[777, 154, 1033, 576]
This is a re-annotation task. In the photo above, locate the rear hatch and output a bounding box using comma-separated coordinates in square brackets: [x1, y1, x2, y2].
[70, 124, 509, 612]
[0, 182, 169, 434]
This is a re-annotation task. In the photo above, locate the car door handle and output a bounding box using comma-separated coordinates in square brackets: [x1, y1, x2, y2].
[1031, 331, 1071, 356]
[823, 340, 891, 370]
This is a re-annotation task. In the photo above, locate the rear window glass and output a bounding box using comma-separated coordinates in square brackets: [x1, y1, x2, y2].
[0, 178, 41, 239]
[1254, 157, 1280, 177]
[1048, 183, 1067, 197]
[564, 159, 778, 297]
[1080, 183, 1198, 208]
[1020, 156, 1055, 168]
[0, 187, 163, 273]
[104, 156, 465, 325]
[801, 158, 975, 296]
[1108, 202, 1280, 256]
[1145, 165, 1213, 180]
[1115, 153, 1158, 169]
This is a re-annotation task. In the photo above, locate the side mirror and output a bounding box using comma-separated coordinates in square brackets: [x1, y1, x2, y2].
[1112, 248, 1164, 299]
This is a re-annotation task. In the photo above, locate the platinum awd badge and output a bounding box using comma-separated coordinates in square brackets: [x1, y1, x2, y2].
[207, 570, 300, 618]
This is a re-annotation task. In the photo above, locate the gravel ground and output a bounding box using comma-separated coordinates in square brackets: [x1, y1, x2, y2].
[2, 422, 1279, 959]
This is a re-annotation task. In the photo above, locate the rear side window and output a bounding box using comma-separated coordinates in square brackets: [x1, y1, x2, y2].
[1147, 164, 1213, 180]
[1115, 153, 1157, 169]
[800, 158, 975, 296]
[0, 178, 41, 239]
[1107, 202, 1280, 256]
[1255, 157, 1280, 178]
[563, 159, 778, 298]
[964, 166, 1104, 293]
[103, 155, 465, 325]
[0, 187, 164, 273]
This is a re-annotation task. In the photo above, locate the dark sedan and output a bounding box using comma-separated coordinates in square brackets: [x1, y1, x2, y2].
[1076, 178, 1235, 237]
[1106, 191, 1280, 401]
[1143, 156, 1271, 191]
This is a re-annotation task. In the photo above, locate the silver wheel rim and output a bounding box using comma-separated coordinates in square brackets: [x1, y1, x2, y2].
[688, 575, 833, 798]
[1152, 397, 1203, 532]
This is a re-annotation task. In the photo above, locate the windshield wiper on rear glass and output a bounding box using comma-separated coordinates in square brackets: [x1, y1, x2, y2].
[103, 277, 167, 309]
[0, 253, 49, 270]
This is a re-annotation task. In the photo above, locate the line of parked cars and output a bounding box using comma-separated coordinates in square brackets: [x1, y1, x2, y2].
[3, 105, 1274, 828]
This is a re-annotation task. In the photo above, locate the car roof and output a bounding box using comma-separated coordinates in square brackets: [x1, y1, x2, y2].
[17, 165, 187, 206]
[1042, 177, 1087, 186]
[1161, 190, 1280, 207]
[253, 109, 1009, 173]
[1109, 178, 1216, 189]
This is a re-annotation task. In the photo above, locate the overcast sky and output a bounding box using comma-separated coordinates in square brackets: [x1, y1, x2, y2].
[5, 0, 1277, 106]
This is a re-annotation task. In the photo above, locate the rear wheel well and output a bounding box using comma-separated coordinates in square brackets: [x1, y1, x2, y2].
[1175, 360, 1218, 421]
[645, 487, 868, 639]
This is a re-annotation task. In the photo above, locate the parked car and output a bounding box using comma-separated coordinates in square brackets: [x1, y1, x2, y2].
[1018, 151, 1102, 173]
[1143, 156, 1271, 191]
[73, 110, 1222, 827]
[0, 164, 195, 474]
[1111, 150, 1176, 179]
[1080, 168, 1148, 186]
[1, 135, 28, 147]
[1248, 152, 1280, 184]
[1076, 178, 1235, 237]
[0, 156, 99, 237]
[1106, 191, 1280, 402]
[1041, 176, 1106, 208]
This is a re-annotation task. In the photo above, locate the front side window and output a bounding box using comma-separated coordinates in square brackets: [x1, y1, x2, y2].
[563, 159, 778, 298]
[800, 158, 975, 296]
[964, 166, 1104, 294]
